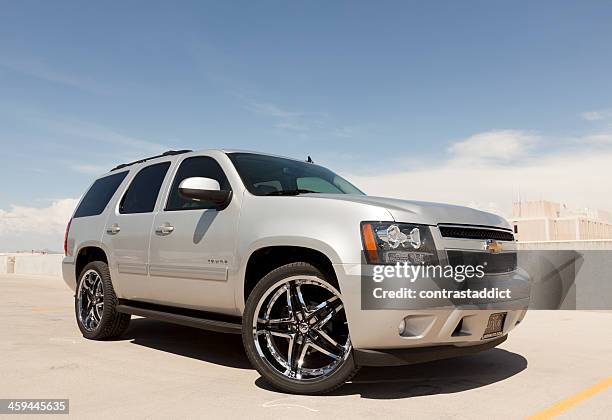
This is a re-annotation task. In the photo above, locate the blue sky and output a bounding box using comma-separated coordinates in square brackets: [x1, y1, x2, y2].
[1, 1, 612, 250]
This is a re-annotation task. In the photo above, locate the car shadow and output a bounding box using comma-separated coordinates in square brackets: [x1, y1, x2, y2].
[331, 347, 527, 399]
[122, 318, 527, 399]
[256, 348, 527, 399]
[122, 318, 251, 369]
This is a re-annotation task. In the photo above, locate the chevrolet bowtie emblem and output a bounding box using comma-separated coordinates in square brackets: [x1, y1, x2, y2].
[483, 239, 503, 253]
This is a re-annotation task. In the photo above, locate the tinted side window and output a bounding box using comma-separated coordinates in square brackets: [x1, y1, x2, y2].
[119, 162, 171, 214]
[166, 157, 231, 211]
[74, 171, 128, 218]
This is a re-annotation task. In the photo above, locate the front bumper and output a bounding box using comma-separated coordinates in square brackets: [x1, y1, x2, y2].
[334, 263, 528, 351]
[354, 335, 507, 366]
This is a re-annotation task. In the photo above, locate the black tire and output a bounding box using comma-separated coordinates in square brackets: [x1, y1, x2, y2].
[242, 262, 358, 395]
[75, 261, 130, 340]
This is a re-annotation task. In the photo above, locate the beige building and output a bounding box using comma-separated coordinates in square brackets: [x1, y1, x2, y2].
[511, 200, 612, 241]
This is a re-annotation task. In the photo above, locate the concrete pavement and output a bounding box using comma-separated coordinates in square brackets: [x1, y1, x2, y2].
[0, 274, 610, 419]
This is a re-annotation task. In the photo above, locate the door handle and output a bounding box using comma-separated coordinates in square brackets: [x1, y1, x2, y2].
[106, 224, 121, 235]
[155, 224, 175, 235]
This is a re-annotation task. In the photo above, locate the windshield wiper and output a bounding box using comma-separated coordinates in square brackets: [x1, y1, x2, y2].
[263, 189, 319, 196]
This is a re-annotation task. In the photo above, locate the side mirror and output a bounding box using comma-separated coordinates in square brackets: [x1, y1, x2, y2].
[178, 177, 231, 208]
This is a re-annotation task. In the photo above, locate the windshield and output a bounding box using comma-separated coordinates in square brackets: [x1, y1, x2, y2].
[227, 153, 365, 196]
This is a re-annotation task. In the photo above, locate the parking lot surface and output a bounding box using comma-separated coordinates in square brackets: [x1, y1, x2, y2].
[1, 274, 611, 419]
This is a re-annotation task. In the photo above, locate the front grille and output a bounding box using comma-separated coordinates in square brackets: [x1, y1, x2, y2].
[447, 250, 517, 274]
[439, 226, 514, 242]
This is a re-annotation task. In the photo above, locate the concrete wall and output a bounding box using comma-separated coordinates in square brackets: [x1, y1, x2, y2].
[512, 200, 612, 241]
[0, 254, 63, 276]
[517, 240, 612, 250]
[514, 218, 549, 241]
[554, 219, 578, 240]
[513, 217, 612, 241]
[0, 256, 6, 274]
[513, 200, 560, 218]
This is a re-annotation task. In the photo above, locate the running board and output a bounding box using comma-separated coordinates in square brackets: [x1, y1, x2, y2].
[116, 302, 242, 335]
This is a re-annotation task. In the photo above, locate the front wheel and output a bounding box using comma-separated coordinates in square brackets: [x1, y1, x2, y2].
[242, 262, 358, 394]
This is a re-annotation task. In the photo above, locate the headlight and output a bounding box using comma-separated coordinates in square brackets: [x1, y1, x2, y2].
[361, 222, 439, 265]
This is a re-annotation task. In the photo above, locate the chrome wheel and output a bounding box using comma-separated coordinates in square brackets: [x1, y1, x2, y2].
[252, 275, 351, 381]
[77, 269, 104, 332]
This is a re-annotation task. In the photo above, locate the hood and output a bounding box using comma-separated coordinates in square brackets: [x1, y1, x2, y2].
[300, 194, 511, 229]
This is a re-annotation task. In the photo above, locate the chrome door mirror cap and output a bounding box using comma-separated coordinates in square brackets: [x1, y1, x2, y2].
[179, 177, 221, 192]
[178, 177, 231, 208]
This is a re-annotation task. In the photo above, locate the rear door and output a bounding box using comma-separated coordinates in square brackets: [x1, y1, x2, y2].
[147, 155, 239, 313]
[103, 161, 172, 299]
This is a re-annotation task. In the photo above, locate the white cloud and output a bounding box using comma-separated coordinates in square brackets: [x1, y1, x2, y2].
[581, 109, 612, 121]
[582, 132, 612, 144]
[581, 111, 603, 121]
[0, 199, 78, 251]
[0, 199, 78, 235]
[447, 129, 539, 163]
[346, 130, 612, 218]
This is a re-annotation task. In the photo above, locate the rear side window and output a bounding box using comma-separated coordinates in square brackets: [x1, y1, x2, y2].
[74, 171, 128, 218]
[166, 156, 231, 211]
[119, 162, 171, 214]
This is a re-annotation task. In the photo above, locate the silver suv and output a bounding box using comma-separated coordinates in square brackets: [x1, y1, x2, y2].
[63, 149, 528, 394]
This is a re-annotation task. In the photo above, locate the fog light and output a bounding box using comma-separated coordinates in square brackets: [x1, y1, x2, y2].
[398, 315, 436, 338]
[398, 318, 406, 335]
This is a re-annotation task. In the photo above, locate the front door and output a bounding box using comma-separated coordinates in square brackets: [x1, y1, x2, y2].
[148, 155, 239, 314]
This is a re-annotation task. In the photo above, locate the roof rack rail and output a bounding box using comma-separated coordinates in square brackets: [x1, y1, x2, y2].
[111, 150, 192, 171]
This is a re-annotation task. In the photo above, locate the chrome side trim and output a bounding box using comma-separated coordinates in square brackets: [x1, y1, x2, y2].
[148, 264, 228, 281]
[117, 262, 148, 275]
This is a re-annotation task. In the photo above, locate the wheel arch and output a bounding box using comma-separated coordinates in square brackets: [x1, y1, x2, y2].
[75, 244, 109, 282]
[239, 238, 342, 311]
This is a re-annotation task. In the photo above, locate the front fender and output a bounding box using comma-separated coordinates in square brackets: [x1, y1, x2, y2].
[234, 236, 344, 312]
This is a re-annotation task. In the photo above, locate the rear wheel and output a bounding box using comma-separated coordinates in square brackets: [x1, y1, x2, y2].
[75, 261, 130, 340]
[243, 262, 357, 394]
